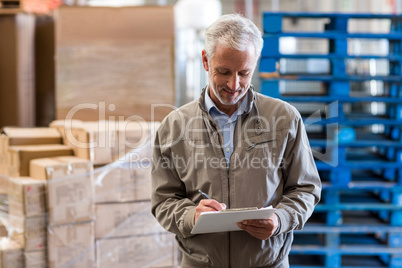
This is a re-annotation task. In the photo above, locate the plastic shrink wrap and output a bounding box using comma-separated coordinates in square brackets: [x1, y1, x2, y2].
[0, 122, 178, 267]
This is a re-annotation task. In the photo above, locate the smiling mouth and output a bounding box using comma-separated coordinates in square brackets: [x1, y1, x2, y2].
[223, 88, 238, 95]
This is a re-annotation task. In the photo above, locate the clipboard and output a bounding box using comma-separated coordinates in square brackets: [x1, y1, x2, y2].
[191, 206, 275, 235]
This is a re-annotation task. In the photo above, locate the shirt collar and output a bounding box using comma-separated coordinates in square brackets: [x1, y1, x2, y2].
[204, 88, 249, 117]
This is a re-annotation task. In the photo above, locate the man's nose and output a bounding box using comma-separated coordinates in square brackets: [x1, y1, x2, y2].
[227, 74, 240, 91]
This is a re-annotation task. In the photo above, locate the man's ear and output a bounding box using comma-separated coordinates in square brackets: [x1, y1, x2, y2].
[202, 50, 209, 72]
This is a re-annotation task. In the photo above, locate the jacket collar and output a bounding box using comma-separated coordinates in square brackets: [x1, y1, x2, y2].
[204, 88, 250, 118]
[198, 85, 256, 115]
[197, 85, 263, 136]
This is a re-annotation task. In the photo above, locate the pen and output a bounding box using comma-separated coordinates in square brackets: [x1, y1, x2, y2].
[198, 189, 211, 199]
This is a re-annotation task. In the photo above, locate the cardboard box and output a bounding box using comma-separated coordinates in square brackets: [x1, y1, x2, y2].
[113, 120, 159, 161]
[35, 15, 56, 128]
[0, 128, 62, 176]
[50, 120, 158, 165]
[70, 122, 114, 165]
[94, 165, 134, 203]
[0, 14, 36, 129]
[29, 156, 94, 225]
[1, 127, 62, 146]
[0, 223, 7, 238]
[132, 164, 152, 201]
[0, 193, 8, 216]
[24, 250, 47, 268]
[47, 119, 82, 141]
[8, 178, 46, 217]
[94, 164, 152, 203]
[8, 215, 46, 251]
[55, 6, 175, 122]
[0, 136, 6, 175]
[50, 120, 114, 165]
[0, 238, 23, 268]
[96, 233, 176, 268]
[94, 201, 164, 239]
[48, 221, 94, 268]
[0, 175, 8, 195]
[8, 145, 73, 177]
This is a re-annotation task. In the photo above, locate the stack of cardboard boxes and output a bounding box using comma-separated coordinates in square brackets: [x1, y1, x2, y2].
[0, 127, 78, 267]
[0, 238, 23, 267]
[52, 119, 177, 267]
[8, 177, 47, 267]
[94, 163, 175, 268]
[0, 4, 178, 267]
[55, 6, 176, 123]
[30, 156, 95, 268]
[0, 121, 177, 267]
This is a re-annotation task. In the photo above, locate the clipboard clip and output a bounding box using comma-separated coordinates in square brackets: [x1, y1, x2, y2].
[221, 207, 258, 212]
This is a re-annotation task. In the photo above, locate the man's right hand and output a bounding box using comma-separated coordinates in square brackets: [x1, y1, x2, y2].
[195, 199, 227, 223]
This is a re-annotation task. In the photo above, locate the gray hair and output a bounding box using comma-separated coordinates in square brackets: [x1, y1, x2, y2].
[204, 14, 263, 60]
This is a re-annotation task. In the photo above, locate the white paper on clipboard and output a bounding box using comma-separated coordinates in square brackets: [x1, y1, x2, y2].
[191, 206, 275, 235]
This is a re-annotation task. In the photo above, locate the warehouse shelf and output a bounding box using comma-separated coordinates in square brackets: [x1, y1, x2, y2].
[261, 81, 402, 99]
[299, 224, 402, 234]
[289, 256, 392, 268]
[319, 170, 402, 189]
[261, 12, 402, 268]
[291, 245, 401, 256]
[314, 146, 401, 165]
[290, 253, 401, 268]
[310, 139, 402, 148]
[321, 182, 402, 191]
[318, 183, 402, 211]
[281, 96, 402, 103]
[315, 204, 402, 212]
[293, 232, 399, 250]
[317, 168, 402, 188]
[263, 32, 402, 40]
[301, 221, 402, 246]
[308, 210, 394, 225]
[260, 54, 402, 60]
[263, 12, 402, 19]
[262, 12, 402, 31]
[261, 75, 402, 82]
[308, 132, 402, 151]
[290, 250, 401, 266]
[315, 161, 401, 170]
[315, 163, 401, 173]
[313, 203, 402, 227]
[301, 116, 402, 126]
[294, 231, 402, 257]
[309, 138, 402, 148]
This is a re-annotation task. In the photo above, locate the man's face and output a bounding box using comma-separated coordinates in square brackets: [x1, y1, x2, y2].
[202, 42, 257, 113]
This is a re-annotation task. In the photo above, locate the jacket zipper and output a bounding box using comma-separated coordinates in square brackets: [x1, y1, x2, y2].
[246, 139, 276, 151]
[227, 145, 231, 268]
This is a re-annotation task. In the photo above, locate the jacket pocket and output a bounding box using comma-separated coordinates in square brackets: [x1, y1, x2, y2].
[272, 232, 292, 263]
[244, 131, 281, 151]
[242, 131, 283, 171]
[246, 138, 276, 151]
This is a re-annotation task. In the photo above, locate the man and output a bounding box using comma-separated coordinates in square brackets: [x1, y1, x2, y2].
[151, 14, 321, 268]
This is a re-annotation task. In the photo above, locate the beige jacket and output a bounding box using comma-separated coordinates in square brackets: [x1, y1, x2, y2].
[151, 87, 321, 268]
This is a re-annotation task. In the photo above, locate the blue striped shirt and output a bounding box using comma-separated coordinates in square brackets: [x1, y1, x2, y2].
[204, 89, 249, 165]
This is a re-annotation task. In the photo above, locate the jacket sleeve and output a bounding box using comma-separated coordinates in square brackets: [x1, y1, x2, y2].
[274, 109, 322, 235]
[151, 126, 196, 239]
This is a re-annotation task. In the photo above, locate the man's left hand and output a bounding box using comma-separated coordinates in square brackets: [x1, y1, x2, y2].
[237, 213, 279, 240]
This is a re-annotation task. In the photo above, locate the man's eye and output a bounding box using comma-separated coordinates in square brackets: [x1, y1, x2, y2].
[219, 71, 230, 75]
[240, 73, 249, 77]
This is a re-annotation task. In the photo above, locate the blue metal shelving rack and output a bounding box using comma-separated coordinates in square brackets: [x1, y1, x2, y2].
[260, 12, 402, 268]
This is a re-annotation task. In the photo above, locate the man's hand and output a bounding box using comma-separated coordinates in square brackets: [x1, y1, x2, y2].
[237, 213, 279, 240]
[195, 199, 226, 223]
